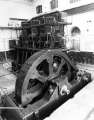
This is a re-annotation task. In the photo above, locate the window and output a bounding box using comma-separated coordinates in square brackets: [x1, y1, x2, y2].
[71, 26, 81, 36]
[37, 59, 49, 77]
[36, 5, 42, 14]
[71, 26, 81, 50]
[50, 0, 58, 9]
[70, 0, 81, 4]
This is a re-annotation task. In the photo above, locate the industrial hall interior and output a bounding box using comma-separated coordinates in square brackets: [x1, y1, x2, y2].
[0, 0, 94, 120]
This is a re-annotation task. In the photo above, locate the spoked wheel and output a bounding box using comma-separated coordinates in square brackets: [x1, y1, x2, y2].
[15, 49, 76, 106]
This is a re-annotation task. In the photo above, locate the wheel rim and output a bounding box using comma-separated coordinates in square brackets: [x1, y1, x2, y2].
[15, 49, 76, 106]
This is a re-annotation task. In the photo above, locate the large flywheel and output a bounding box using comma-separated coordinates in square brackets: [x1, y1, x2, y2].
[15, 49, 76, 106]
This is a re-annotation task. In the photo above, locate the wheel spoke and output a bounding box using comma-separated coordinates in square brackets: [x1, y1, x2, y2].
[56, 58, 65, 76]
[49, 54, 53, 75]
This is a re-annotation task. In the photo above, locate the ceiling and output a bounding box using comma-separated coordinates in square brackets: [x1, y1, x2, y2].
[0, 0, 34, 4]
